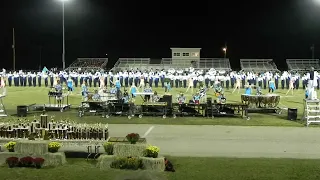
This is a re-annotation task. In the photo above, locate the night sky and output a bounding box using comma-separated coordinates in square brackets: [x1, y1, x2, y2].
[1, 0, 320, 71]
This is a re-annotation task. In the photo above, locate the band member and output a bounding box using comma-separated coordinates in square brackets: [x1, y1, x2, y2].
[115, 78, 121, 90]
[286, 79, 294, 95]
[55, 80, 63, 106]
[186, 77, 193, 93]
[164, 81, 171, 92]
[217, 92, 226, 104]
[245, 84, 252, 95]
[268, 80, 275, 93]
[130, 84, 138, 98]
[305, 88, 309, 99]
[232, 77, 241, 94]
[177, 93, 186, 104]
[99, 76, 105, 89]
[122, 90, 130, 103]
[81, 82, 88, 101]
[0, 77, 5, 88]
[193, 93, 201, 104]
[67, 77, 73, 94]
[0, 77, 6, 96]
[143, 83, 152, 102]
[92, 90, 101, 101]
[110, 85, 117, 96]
[256, 86, 262, 95]
[139, 75, 145, 90]
[199, 86, 207, 102]
[307, 67, 318, 99]
[152, 91, 160, 102]
[213, 83, 223, 97]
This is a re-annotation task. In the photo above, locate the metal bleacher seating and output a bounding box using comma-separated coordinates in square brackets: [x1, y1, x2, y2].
[198, 58, 232, 71]
[286, 59, 320, 73]
[66, 58, 108, 71]
[161, 58, 232, 71]
[111, 58, 150, 71]
[240, 59, 279, 72]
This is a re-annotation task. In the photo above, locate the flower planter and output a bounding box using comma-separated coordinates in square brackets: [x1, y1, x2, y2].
[151, 152, 158, 158]
[35, 164, 42, 169]
[8, 163, 15, 168]
[49, 148, 58, 153]
[8, 149, 14, 152]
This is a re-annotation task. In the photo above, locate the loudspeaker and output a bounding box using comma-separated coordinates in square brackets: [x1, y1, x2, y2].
[287, 108, 297, 120]
[17, 105, 27, 117]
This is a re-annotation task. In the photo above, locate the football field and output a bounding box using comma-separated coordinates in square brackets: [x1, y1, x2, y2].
[0, 86, 306, 126]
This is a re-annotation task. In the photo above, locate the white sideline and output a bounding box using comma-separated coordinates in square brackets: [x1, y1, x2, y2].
[142, 126, 154, 138]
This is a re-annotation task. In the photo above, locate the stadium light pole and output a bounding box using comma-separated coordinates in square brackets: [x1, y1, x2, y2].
[59, 0, 68, 70]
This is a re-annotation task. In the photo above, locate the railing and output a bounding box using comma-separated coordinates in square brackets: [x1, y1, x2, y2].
[240, 59, 279, 72]
[111, 58, 150, 71]
[286, 59, 320, 72]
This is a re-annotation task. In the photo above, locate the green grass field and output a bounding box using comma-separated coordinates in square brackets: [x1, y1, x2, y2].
[0, 86, 316, 180]
[1, 157, 320, 180]
[1, 86, 307, 126]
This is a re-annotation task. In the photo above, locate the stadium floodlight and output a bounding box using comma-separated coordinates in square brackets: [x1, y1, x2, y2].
[222, 47, 227, 59]
[58, 0, 68, 69]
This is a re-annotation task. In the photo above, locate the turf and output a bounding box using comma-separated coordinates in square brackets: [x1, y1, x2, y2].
[1, 157, 320, 180]
[1, 86, 307, 126]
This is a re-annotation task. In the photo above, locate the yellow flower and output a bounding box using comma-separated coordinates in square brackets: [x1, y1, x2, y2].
[4, 141, 16, 150]
[146, 145, 160, 153]
[48, 142, 61, 149]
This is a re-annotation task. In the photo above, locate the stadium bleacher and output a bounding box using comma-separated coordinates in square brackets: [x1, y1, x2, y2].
[66, 58, 108, 71]
[240, 59, 279, 72]
[111, 58, 150, 72]
[112, 58, 232, 72]
[286, 59, 320, 73]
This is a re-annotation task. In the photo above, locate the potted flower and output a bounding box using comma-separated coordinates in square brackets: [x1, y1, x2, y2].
[33, 158, 45, 169]
[126, 133, 140, 144]
[6, 157, 19, 168]
[4, 141, 16, 152]
[48, 142, 61, 153]
[103, 142, 114, 155]
[145, 145, 160, 158]
[20, 156, 34, 167]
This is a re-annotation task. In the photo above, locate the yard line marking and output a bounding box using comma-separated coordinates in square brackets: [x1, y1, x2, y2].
[142, 126, 155, 138]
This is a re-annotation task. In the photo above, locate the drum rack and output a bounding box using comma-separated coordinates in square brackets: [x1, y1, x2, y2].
[78, 101, 108, 117]
[139, 102, 168, 118]
[241, 94, 281, 114]
[172, 103, 206, 118]
[210, 103, 249, 120]
[105, 100, 133, 118]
